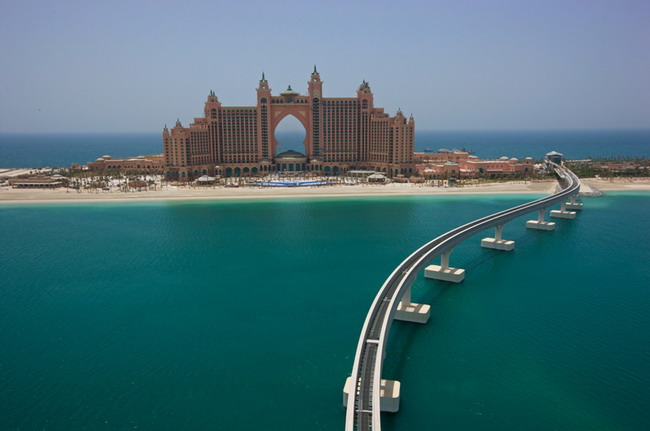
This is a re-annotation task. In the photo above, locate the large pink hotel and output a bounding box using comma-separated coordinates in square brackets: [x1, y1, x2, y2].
[163, 67, 415, 180]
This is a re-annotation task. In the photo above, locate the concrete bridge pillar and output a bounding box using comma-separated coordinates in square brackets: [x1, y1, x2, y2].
[550, 200, 577, 219]
[481, 224, 515, 251]
[526, 208, 556, 231]
[441, 250, 450, 270]
[424, 249, 465, 283]
[395, 285, 430, 323]
[495, 224, 503, 241]
[565, 194, 583, 210]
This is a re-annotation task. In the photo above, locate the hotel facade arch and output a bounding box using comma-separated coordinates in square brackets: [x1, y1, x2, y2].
[269, 109, 310, 157]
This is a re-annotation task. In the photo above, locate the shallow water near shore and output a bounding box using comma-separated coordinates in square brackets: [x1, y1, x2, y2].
[1, 192, 649, 430]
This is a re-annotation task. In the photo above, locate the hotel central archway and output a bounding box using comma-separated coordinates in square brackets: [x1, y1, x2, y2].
[273, 112, 308, 156]
[268, 101, 312, 157]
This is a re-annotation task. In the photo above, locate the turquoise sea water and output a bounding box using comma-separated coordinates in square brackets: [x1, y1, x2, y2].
[1, 129, 648, 168]
[1, 193, 649, 430]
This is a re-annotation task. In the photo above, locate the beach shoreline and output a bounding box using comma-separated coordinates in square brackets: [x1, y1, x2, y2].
[1, 178, 649, 205]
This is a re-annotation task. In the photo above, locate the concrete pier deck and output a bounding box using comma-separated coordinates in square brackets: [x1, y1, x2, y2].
[481, 237, 515, 251]
[424, 264, 465, 283]
[526, 220, 556, 230]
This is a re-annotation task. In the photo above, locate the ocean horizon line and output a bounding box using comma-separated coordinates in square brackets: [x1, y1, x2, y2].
[1, 127, 650, 135]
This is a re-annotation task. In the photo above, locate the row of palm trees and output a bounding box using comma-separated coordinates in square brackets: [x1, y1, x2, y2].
[64, 169, 163, 192]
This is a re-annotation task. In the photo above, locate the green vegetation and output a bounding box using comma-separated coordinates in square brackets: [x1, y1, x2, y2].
[565, 157, 649, 178]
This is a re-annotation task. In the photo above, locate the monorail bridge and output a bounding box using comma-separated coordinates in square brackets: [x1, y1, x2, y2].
[343, 159, 583, 430]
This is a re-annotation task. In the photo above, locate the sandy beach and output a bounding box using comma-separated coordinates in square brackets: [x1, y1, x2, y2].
[579, 177, 650, 191]
[0, 178, 648, 204]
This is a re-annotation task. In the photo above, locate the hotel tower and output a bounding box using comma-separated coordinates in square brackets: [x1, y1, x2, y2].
[163, 67, 415, 180]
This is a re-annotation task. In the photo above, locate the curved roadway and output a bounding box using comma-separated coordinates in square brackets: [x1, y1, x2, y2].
[345, 161, 581, 431]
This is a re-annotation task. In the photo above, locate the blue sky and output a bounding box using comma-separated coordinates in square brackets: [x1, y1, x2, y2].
[0, 0, 648, 132]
